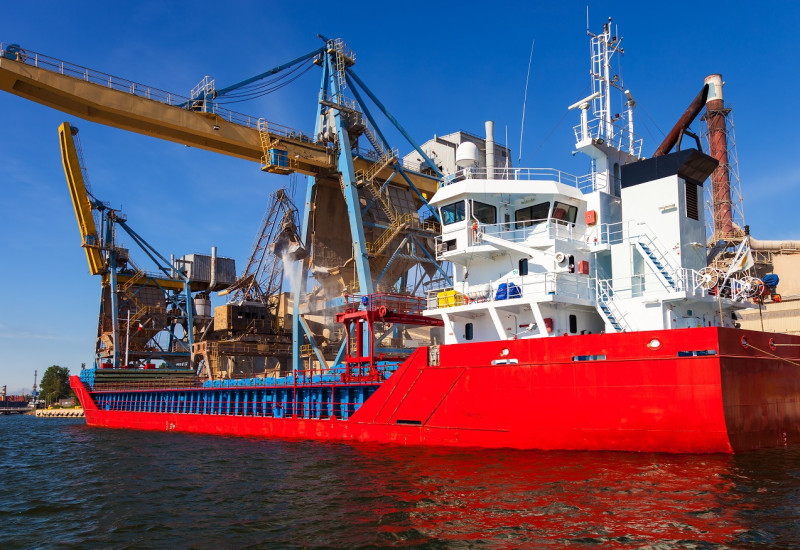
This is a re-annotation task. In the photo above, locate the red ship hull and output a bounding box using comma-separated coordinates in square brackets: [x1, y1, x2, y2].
[70, 327, 800, 453]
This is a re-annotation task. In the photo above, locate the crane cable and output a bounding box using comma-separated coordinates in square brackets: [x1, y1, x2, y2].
[215, 61, 315, 104]
[218, 57, 312, 96]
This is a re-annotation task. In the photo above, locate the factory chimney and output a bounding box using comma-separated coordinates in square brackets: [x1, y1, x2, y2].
[704, 74, 734, 241]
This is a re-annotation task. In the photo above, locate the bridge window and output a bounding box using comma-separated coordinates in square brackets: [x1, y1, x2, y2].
[465, 322, 474, 340]
[519, 258, 529, 276]
[472, 201, 497, 224]
[515, 202, 550, 229]
[569, 314, 577, 334]
[441, 201, 466, 225]
[552, 202, 578, 224]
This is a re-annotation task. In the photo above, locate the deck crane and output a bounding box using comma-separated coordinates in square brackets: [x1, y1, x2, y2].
[2, 39, 451, 374]
[59, 121, 234, 370]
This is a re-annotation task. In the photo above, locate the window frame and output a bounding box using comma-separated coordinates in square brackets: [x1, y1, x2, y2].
[514, 201, 550, 229]
[552, 201, 579, 225]
[472, 200, 497, 225]
[441, 201, 466, 225]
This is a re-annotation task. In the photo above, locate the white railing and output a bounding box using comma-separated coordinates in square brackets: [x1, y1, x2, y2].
[595, 278, 632, 331]
[441, 168, 596, 193]
[427, 272, 594, 310]
[573, 116, 643, 158]
[598, 268, 753, 303]
[480, 218, 589, 245]
[435, 218, 590, 259]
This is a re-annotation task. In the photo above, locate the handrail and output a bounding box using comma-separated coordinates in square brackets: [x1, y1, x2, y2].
[595, 278, 632, 332]
[0, 43, 319, 142]
[441, 167, 596, 193]
[572, 115, 643, 158]
[343, 293, 427, 314]
[89, 362, 402, 392]
[427, 272, 594, 309]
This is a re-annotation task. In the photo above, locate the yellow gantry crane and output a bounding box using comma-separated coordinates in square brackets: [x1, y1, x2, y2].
[0, 43, 437, 193]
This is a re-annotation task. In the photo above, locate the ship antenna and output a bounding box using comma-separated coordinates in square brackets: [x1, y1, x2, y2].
[505, 125, 509, 171]
[586, 5, 590, 35]
[518, 38, 535, 165]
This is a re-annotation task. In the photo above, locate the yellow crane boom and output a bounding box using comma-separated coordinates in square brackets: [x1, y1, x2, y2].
[0, 55, 329, 174]
[58, 121, 105, 276]
[0, 49, 438, 193]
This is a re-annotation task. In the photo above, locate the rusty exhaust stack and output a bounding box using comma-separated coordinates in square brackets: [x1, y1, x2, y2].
[703, 74, 734, 241]
[652, 84, 709, 157]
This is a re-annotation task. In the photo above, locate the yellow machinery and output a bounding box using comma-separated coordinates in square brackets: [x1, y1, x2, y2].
[59, 122, 105, 276]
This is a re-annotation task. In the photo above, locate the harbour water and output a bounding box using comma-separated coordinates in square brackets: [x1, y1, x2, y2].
[2, 415, 799, 549]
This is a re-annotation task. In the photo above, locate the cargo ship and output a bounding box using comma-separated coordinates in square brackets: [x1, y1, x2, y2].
[67, 21, 800, 453]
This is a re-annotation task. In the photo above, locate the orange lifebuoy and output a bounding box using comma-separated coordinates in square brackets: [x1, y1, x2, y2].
[378, 305, 388, 318]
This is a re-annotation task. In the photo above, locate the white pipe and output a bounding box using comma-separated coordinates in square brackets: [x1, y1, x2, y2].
[485, 120, 495, 180]
[750, 238, 800, 250]
[602, 28, 613, 140]
[209, 246, 217, 290]
[581, 106, 590, 142]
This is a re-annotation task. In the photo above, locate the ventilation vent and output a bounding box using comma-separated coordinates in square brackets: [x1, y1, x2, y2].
[685, 182, 699, 220]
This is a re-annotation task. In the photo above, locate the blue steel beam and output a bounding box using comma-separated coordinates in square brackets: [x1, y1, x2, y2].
[345, 68, 444, 179]
[410, 234, 452, 285]
[116, 220, 189, 282]
[94, 284, 104, 369]
[182, 47, 325, 107]
[343, 71, 440, 223]
[395, 166, 441, 224]
[105, 215, 121, 367]
[361, 169, 397, 217]
[326, 54, 372, 295]
[183, 280, 194, 356]
[297, 315, 329, 370]
[333, 339, 346, 367]
[113, 218, 193, 364]
[293, 55, 329, 372]
[345, 73, 391, 153]
[214, 48, 324, 97]
[374, 236, 409, 287]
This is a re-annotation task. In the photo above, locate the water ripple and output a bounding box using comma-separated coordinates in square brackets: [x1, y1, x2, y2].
[2, 416, 800, 548]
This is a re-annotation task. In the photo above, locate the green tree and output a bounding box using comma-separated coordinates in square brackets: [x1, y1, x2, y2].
[40, 365, 70, 404]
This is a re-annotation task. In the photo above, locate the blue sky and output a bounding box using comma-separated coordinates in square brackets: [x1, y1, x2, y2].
[1, 1, 798, 392]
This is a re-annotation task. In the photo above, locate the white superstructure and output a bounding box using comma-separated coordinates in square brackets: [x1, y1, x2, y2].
[422, 19, 759, 345]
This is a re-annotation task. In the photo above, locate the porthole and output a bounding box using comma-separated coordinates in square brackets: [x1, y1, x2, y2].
[646, 338, 662, 350]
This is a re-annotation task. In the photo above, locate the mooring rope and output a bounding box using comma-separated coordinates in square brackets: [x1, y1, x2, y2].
[745, 342, 800, 368]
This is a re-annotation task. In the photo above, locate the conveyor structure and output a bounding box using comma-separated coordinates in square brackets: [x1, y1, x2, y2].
[3, 38, 451, 373]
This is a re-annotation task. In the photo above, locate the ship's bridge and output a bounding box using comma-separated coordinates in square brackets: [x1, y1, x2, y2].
[430, 168, 593, 262]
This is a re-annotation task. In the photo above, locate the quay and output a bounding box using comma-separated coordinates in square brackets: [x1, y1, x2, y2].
[0, 406, 29, 415]
[35, 408, 85, 418]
